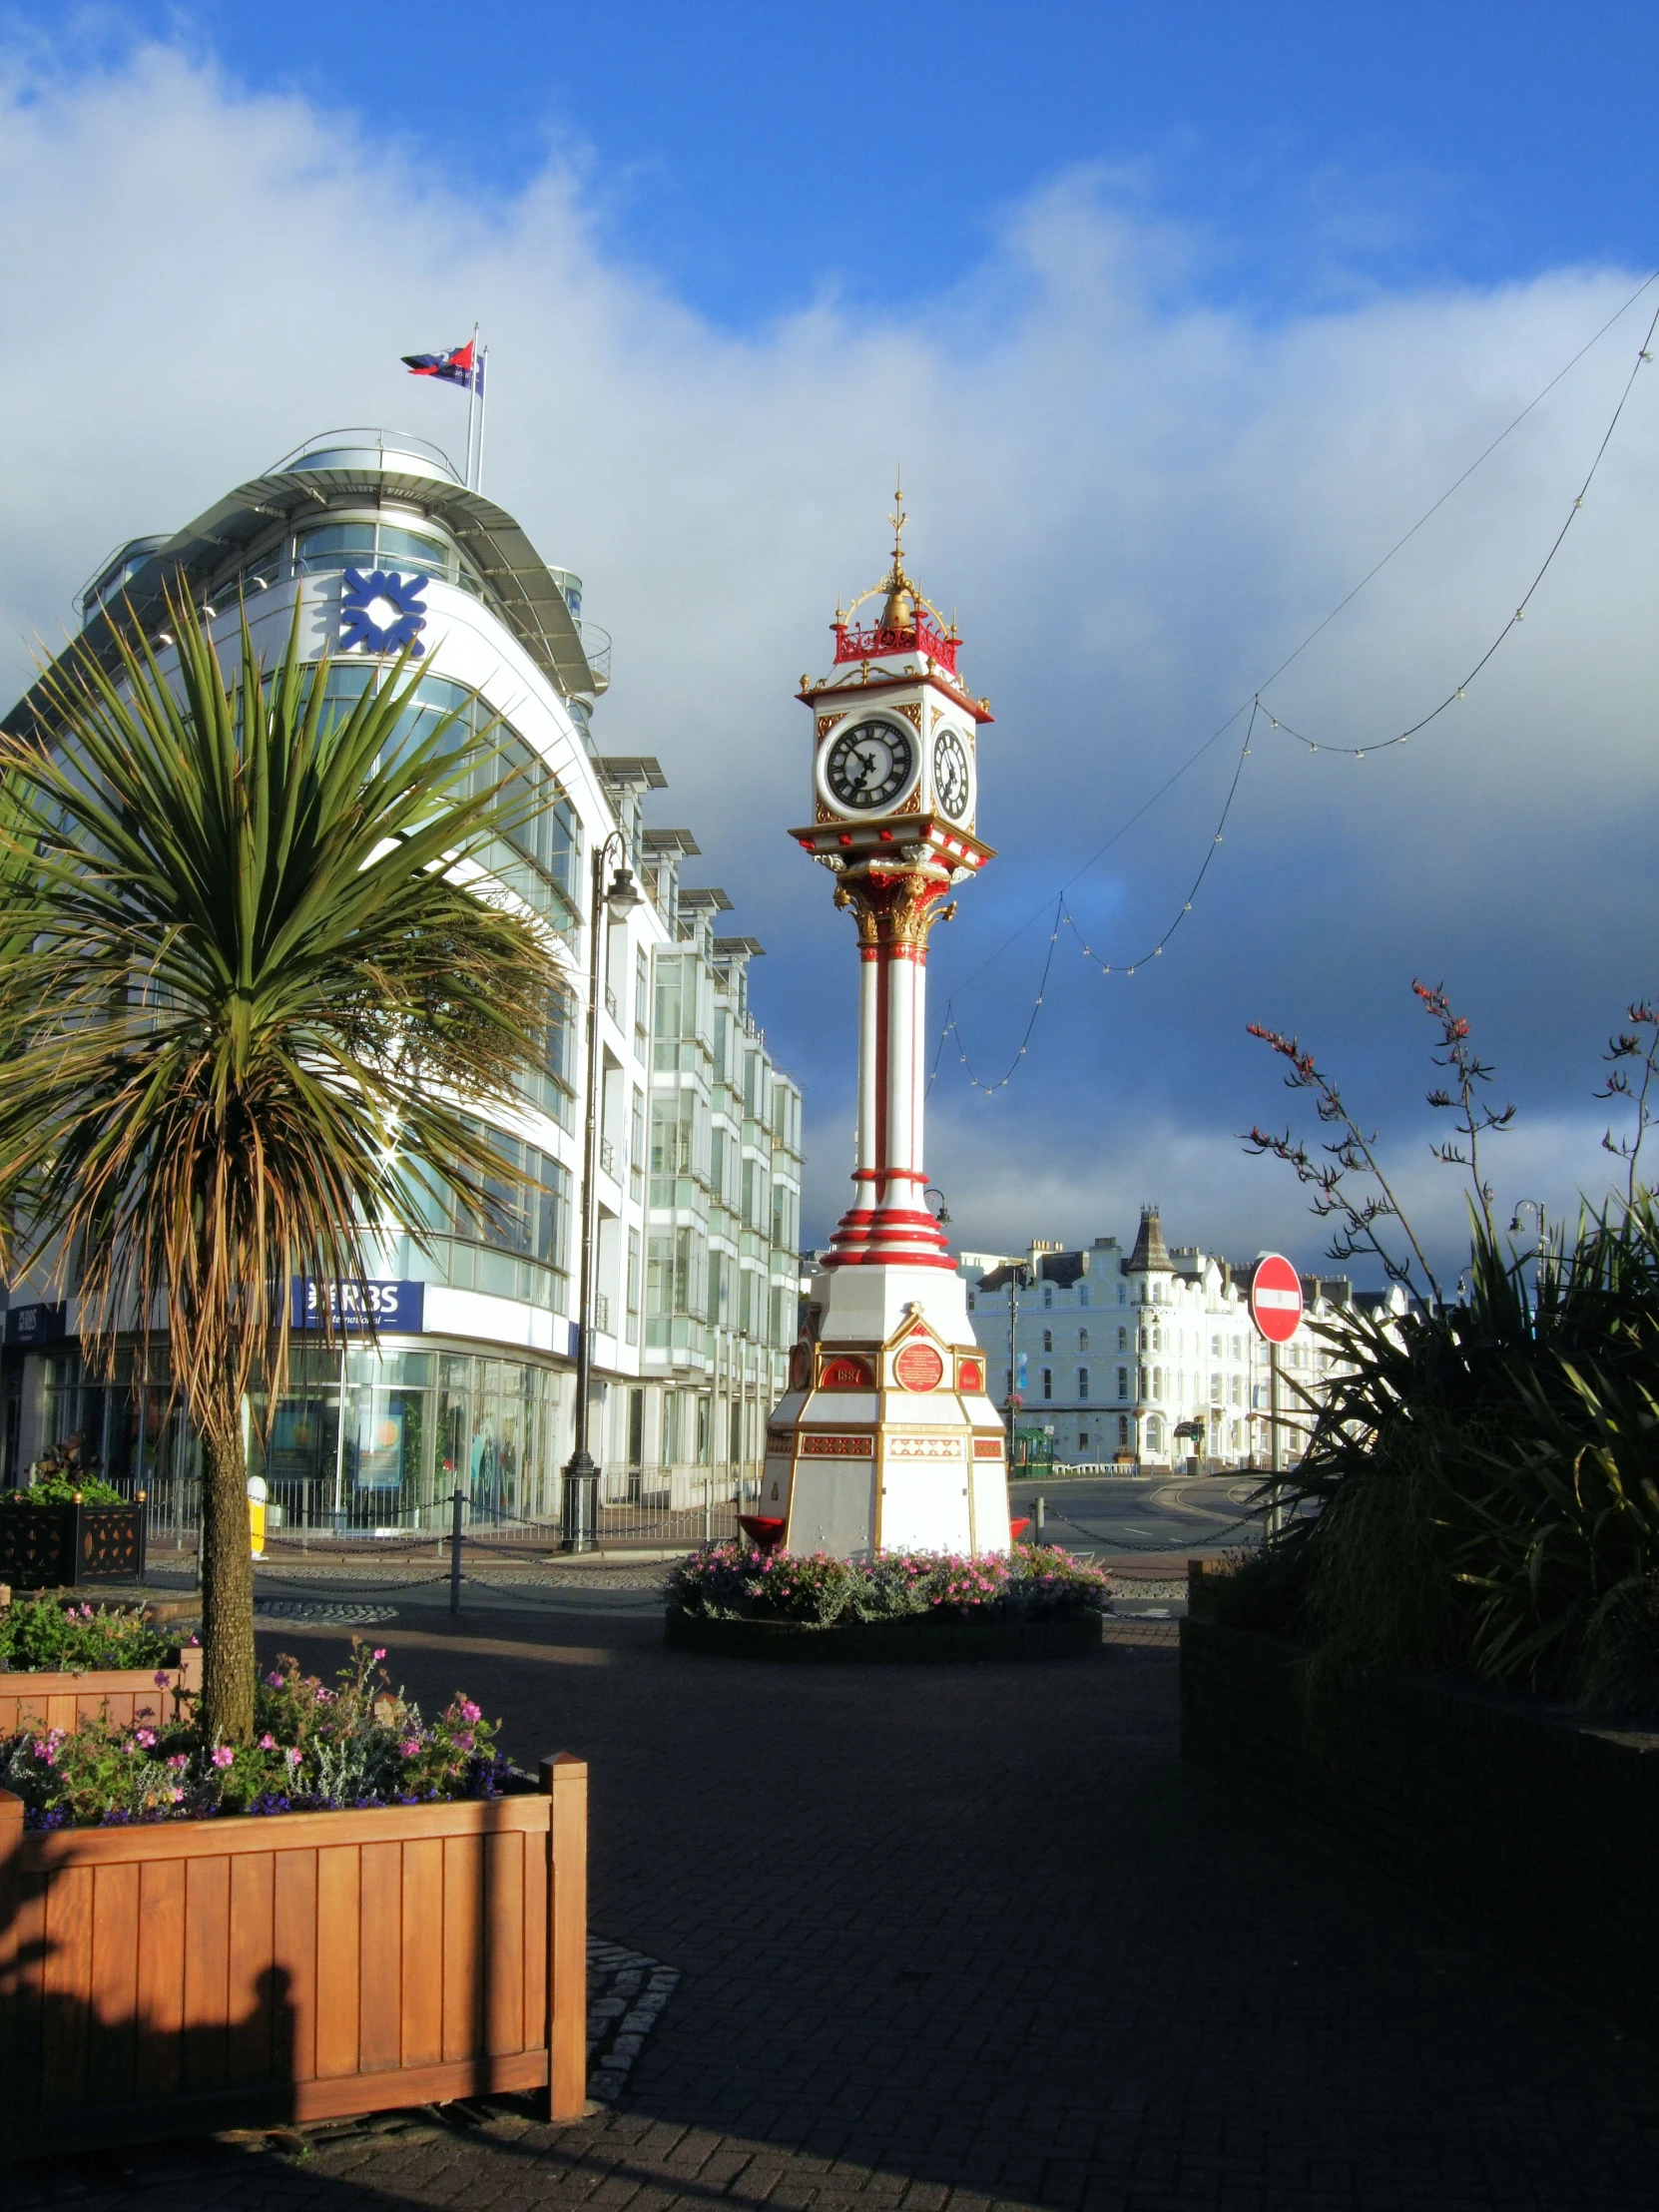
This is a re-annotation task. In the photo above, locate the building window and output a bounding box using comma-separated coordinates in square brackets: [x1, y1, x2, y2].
[1042, 1329, 1052, 1353]
[635, 946, 650, 1039]
[626, 1230, 641, 1347]
[1153, 1368, 1164, 1398]
[1079, 1286, 1089, 1307]
[967, 1293, 975, 1311]
[1117, 1366, 1128, 1399]
[1117, 1415, 1129, 1447]
[1041, 1368, 1052, 1399]
[1043, 1286, 1053, 1309]
[1117, 1326, 1127, 1352]
[1077, 1367, 1088, 1399]
[1212, 1335, 1222, 1357]
[1078, 1329, 1089, 1352]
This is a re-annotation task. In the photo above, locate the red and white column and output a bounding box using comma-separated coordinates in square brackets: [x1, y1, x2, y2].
[827, 882, 952, 1269]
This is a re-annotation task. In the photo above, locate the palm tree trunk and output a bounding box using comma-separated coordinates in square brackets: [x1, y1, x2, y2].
[198, 1406, 256, 1743]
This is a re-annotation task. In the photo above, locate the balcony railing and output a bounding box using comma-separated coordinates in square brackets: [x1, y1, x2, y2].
[831, 610, 959, 675]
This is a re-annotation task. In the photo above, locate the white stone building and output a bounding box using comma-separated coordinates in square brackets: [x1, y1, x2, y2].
[961, 1209, 1406, 1469]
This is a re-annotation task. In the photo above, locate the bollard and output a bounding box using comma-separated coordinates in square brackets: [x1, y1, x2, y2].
[247, 1473, 268, 1559]
[1034, 1494, 1046, 1544]
[450, 1485, 464, 1616]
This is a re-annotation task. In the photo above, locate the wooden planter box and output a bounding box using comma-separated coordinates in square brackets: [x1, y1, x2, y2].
[665, 1606, 1105, 1662]
[0, 1753, 588, 2157]
[0, 1648, 203, 1737]
[0, 1503, 148, 1590]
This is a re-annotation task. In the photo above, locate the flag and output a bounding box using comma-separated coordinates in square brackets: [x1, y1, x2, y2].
[401, 340, 480, 390]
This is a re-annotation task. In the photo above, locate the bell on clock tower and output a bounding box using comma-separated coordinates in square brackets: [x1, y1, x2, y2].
[756, 487, 1009, 1561]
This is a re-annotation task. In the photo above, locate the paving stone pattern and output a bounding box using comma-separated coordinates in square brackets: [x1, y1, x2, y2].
[14, 1606, 1659, 2211]
[588, 1939, 682, 2102]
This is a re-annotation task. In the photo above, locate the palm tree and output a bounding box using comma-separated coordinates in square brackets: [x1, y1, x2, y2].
[0, 599, 565, 1741]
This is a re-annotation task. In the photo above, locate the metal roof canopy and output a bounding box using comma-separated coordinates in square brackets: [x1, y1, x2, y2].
[5, 434, 603, 738]
[597, 756, 668, 790]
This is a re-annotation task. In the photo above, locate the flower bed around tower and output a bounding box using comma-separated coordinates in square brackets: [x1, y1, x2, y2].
[664, 1542, 1111, 1661]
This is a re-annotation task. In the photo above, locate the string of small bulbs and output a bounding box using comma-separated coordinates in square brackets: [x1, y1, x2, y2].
[931, 291, 1659, 1095]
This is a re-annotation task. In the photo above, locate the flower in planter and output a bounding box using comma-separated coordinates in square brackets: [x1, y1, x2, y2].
[0, 1638, 507, 1829]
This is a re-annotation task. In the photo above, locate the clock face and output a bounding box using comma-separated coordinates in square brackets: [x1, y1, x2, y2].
[824, 718, 916, 812]
[933, 728, 972, 822]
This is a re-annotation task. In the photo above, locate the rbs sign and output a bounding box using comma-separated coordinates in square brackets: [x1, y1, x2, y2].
[289, 1278, 425, 1334]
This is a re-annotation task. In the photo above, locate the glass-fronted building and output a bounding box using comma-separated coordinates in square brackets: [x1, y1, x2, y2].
[1, 428, 802, 1534]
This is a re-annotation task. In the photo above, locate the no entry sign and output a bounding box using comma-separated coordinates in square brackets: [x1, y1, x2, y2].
[1249, 1254, 1304, 1345]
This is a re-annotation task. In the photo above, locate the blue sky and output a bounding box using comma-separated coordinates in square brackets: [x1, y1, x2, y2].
[2, 5, 1656, 1274]
[11, 2, 1658, 321]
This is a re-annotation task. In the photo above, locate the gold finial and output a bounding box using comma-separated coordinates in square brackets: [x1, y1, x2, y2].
[880, 464, 916, 632]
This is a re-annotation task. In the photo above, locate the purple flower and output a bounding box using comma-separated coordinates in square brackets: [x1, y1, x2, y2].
[155, 1670, 172, 1687]
[266, 1670, 283, 1687]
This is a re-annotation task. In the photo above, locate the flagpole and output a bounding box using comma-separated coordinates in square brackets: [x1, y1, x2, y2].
[464, 321, 479, 488]
[475, 347, 489, 496]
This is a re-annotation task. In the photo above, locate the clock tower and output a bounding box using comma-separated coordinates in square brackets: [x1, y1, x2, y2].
[756, 489, 1009, 1559]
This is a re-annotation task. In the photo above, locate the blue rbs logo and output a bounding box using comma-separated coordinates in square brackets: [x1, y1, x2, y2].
[338, 568, 428, 656]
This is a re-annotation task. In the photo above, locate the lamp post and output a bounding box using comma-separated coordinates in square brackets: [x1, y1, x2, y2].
[1003, 1261, 1029, 1460]
[1508, 1198, 1549, 1304]
[560, 831, 641, 1553]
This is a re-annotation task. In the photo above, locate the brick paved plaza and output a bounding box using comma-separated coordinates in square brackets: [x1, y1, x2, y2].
[15, 1602, 1659, 2212]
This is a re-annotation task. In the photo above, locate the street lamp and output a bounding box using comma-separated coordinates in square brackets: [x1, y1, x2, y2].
[560, 831, 641, 1553]
[1508, 1198, 1548, 1300]
[924, 1186, 952, 1225]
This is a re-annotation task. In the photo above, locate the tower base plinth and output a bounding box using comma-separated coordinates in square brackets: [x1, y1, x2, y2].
[760, 1264, 1009, 1560]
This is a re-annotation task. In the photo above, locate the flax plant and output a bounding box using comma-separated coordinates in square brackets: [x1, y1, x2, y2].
[0, 599, 563, 1741]
[1238, 984, 1659, 1708]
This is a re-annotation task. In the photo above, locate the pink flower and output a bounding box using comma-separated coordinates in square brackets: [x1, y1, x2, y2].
[167, 1753, 188, 1770]
[259, 1734, 276, 1750]
[459, 1700, 481, 1724]
[32, 1738, 56, 1765]
[168, 1787, 185, 1804]
[372, 1647, 386, 1661]
[399, 1738, 420, 1757]
[135, 1728, 156, 1748]
[211, 1746, 235, 1769]
[285, 1746, 301, 1765]
[266, 1670, 283, 1687]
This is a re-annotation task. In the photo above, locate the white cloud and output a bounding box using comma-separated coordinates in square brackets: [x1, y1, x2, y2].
[3, 40, 1656, 1262]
